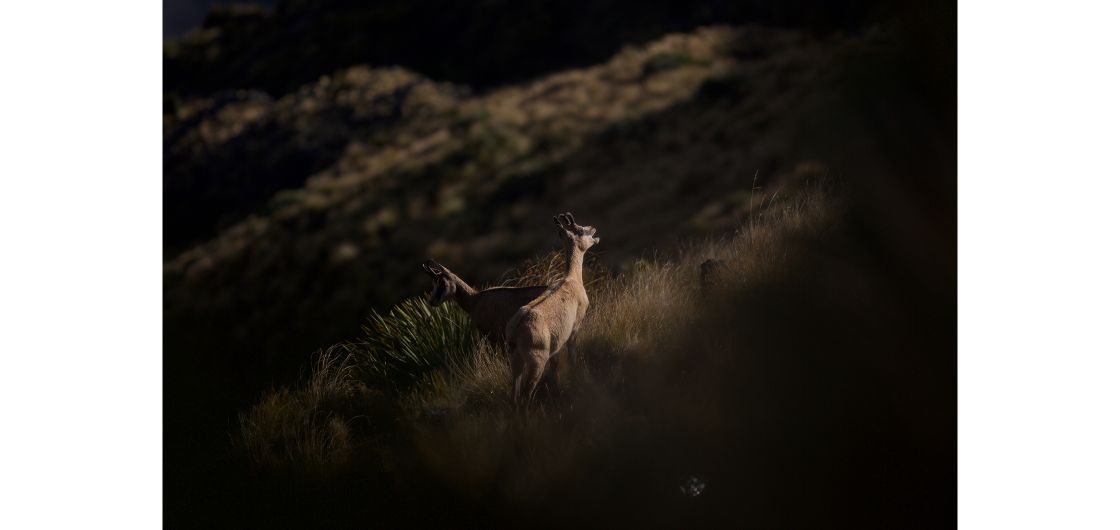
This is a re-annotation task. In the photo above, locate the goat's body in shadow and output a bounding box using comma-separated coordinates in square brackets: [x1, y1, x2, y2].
[464, 285, 550, 343]
[421, 259, 548, 343]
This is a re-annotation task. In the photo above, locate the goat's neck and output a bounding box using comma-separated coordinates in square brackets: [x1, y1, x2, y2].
[563, 243, 586, 284]
[447, 272, 480, 313]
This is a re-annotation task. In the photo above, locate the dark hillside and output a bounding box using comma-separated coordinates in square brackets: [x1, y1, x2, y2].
[164, 0, 879, 98]
[163, 69, 467, 253]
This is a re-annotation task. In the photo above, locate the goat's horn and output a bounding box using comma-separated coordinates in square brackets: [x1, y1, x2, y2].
[563, 212, 575, 226]
[422, 260, 443, 276]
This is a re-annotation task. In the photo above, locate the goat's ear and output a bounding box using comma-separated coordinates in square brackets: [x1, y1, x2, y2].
[431, 260, 448, 276]
[421, 259, 443, 277]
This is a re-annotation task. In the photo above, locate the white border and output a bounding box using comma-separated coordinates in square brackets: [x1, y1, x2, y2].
[0, 1, 162, 527]
[1, 0, 1119, 527]
[960, 1, 1120, 528]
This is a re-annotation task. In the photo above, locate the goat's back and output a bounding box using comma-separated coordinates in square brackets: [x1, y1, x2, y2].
[473, 285, 548, 341]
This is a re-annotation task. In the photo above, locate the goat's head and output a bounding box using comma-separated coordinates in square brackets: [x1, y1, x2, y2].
[420, 259, 456, 306]
[554, 212, 600, 251]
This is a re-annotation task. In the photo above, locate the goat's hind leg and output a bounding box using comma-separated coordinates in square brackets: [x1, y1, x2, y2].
[539, 356, 562, 402]
[510, 349, 547, 409]
[510, 351, 528, 408]
[519, 350, 550, 409]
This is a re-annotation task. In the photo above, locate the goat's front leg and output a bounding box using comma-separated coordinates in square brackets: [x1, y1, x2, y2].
[565, 321, 582, 365]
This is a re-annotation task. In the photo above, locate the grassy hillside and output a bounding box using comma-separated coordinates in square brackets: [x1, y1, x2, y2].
[164, 26, 872, 400]
[163, 0, 875, 97]
[219, 177, 953, 528]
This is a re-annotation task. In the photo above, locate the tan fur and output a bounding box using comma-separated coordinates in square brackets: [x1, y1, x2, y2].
[505, 213, 599, 406]
[421, 259, 548, 343]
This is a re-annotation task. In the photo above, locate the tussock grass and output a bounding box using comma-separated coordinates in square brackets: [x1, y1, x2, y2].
[236, 347, 359, 473]
[579, 258, 695, 362]
[401, 339, 512, 416]
[352, 297, 481, 391]
[237, 298, 483, 471]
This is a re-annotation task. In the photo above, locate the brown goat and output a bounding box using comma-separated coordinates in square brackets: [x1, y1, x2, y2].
[504, 212, 599, 406]
[420, 259, 548, 343]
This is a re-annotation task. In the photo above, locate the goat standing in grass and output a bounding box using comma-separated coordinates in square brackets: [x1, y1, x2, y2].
[505, 212, 599, 406]
[420, 259, 549, 344]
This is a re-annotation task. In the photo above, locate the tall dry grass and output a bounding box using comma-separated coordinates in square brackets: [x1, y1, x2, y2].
[236, 347, 360, 473]
[241, 171, 825, 463]
[238, 173, 825, 454]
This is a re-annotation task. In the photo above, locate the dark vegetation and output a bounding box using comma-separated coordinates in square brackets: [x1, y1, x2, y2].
[165, 0, 880, 97]
[164, 1, 954, 527]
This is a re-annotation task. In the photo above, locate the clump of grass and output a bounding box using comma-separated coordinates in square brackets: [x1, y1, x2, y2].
[351, 297, 481, 392]
[401, 339, 512, 417]
[236, 346, 359, 473]
[579, 258, 694, 362]
[237, 297, 485, 472]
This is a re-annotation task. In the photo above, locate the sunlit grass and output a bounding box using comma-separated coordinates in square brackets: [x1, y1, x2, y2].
[237, 174, 839, 484]
[352, 297, 481, 391]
